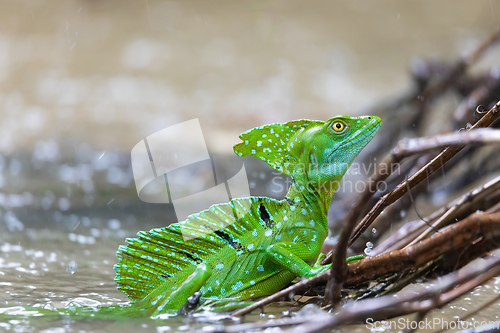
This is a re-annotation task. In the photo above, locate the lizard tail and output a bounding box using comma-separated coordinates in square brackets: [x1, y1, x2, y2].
[114, 223, 209, 301]
[114, 198, 261, 301]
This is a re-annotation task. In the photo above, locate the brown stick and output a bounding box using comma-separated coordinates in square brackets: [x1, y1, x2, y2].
[403, 175, 500, 249]
[231, 265, 328, 317]
[349, 101, 500, 246]
[372, 175, 500, 255]
[231, 212, 500, 317]
[351, 128, 500, 253]
[416, 29, 500, 106]
[324, 101, 500, 307]
[323, 29, 500, 275]
[395, 128, 500, 154]
[346, 212, 500, 285]
[305, 257, 500, 333]
[322, 108, 500, 265]
[226, 252, 500, 332]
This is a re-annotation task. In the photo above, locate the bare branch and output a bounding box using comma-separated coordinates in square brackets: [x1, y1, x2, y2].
[346, 212, 500, 285]
[225, 252, 500, 333]
[373, 175, 500, 255]
[323, 101, 500, 308]
[231, 212, 500, 317]
[404, 175, 500, 249]
[395, 128, 500, 156]
[349, 101, 500, 246]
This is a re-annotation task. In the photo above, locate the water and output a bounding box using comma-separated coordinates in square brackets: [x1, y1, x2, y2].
[1, 0, 500, 332]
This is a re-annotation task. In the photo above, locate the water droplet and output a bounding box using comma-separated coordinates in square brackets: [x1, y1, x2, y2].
[58, 197, 71, 211]
[33, 140, 60, 162]
[108, 219, 121, 230]
[5, 211, 24, 232]
[67, 260, 77, 274]
[371, 228, 377, 235]
[400, 210, 407, 218]
[366, 242, 373, 249]
[364, 248, 372, 255]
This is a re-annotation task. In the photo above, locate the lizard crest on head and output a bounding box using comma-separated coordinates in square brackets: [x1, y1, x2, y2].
[233, 119, 323, 177]
[233, 116, 381, 188]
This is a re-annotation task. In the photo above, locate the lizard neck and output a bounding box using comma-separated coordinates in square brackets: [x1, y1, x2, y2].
[284, 178, 336, 229]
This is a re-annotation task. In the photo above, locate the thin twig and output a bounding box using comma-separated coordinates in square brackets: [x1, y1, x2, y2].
[349, 101, 500, 246]
[324, 28, 500, 261]
[395, 128, 500, 154]
[231, 271, 327, 317]
[225, 253, 500, 332]
[304, 255, 500, 333]
[322, 108, 500, 264]
[417, 29, 500, 106]
[324, 101, 500, 307]
[346, 212, 500, 285]
[404, 175, 500, 249]
[373, 175, 500, 255]
[231, 212, 500, 317]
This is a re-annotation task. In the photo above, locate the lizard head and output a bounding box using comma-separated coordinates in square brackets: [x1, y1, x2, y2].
[233, 115, 380, 191]
[294, 115, 381, 190]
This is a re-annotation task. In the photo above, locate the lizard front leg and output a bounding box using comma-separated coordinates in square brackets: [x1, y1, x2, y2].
[266, 243, 331, 279]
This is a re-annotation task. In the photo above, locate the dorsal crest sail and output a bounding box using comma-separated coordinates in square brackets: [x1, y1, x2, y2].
[114, 196, 278, 301]
[233, 119, 323, 176]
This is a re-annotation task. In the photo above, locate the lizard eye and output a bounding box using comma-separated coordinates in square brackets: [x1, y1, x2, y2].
[332, 121, 346, 133]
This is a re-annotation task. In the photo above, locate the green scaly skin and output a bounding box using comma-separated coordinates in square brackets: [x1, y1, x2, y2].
[113, 115, 381, 317]
[0, 116, 380, 321]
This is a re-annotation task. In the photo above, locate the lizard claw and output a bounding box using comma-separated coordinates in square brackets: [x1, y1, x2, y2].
[307, 254, 331, 278]
[305, 263, 331, 278]
[314, 253, 326, 267]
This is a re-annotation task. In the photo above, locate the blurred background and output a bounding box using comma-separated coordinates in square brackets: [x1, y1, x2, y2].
[1, 0, 500, 331]
[2, 1, 500, 153]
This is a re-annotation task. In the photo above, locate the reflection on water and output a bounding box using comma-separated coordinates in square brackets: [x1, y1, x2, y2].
[1, 0, 500, 332]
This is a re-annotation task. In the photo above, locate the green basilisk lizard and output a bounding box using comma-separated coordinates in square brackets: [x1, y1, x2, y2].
[114, 115, 381, 316]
